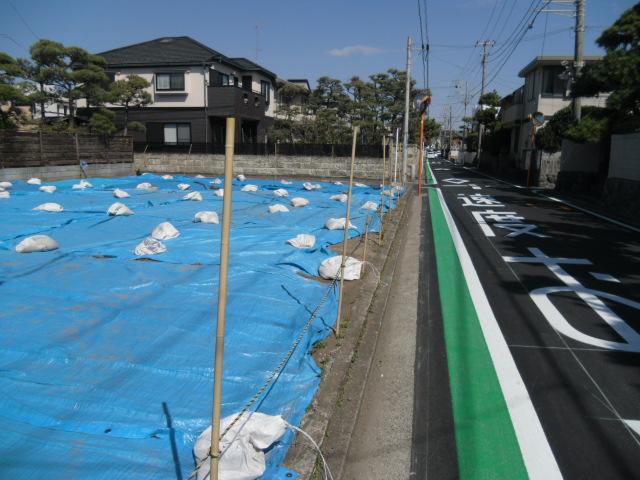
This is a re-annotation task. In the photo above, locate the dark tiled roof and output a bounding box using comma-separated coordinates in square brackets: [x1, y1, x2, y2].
[229, 57, 276, 80]
[99, 37, 276, 81]
[99, 36, 226, 67]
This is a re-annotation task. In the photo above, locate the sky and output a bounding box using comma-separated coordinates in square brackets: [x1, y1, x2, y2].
[1, 0, 636, 127]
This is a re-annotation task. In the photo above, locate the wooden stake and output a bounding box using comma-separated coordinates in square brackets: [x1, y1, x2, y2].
[380, 136, 386, 242]
[362, 215, 370, 268]
[210, 117, 236, 480]
[336, 126, 359, 337]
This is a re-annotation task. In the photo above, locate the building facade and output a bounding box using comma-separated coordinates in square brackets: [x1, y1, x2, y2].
[499, 55, 608, 167]
[99, 36, 277, 149]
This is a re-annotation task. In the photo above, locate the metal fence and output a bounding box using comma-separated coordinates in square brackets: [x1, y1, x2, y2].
[133, 142, 388, 158]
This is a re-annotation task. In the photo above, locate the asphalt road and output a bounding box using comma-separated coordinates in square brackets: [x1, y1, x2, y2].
[418, 158, 640, 479]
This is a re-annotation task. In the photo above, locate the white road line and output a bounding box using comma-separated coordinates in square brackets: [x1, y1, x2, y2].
[462, 167, 640, 234]
[590, 272, 620, 283]
[435, 188, 563, 479]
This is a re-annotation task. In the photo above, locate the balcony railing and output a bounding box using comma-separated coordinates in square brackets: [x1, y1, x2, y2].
[207, 86, 267, 119]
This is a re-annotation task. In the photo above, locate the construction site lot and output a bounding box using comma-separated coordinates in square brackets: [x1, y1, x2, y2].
[0, 173, 401, 479]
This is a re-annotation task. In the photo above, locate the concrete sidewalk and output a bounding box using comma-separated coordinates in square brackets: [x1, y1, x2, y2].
[340, 194, 420, 479]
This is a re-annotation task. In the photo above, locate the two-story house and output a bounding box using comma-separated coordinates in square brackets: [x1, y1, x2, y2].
[499, 55, 607, 167]
[99, 36, 277, 150]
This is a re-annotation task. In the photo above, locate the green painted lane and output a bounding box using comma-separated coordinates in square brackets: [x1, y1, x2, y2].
[427, 167, 528, 478]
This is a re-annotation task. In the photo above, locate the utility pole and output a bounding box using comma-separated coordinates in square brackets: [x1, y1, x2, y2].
[476, 40, 495, 167]
[402, 36, 412, 184]
[456, 80, 469, 151]
[573, 0, 585, 121]
[448, 104, 453, 158]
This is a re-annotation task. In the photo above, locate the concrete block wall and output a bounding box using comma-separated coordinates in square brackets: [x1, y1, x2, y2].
[609, 133, 640, 181]
[0, 162, 134, 182]
[135, 152, 412, 181]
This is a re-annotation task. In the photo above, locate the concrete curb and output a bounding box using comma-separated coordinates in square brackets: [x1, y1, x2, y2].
[284, 187, 415, 478]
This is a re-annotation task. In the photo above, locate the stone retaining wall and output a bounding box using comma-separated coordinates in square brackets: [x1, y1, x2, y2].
[0, 162, 134, 182]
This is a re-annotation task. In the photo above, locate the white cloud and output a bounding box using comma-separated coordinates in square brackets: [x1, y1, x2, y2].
[328, 45, 386, 57]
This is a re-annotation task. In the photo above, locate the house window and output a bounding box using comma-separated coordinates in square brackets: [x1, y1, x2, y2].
[542, 66, 566, 97]
[242, 75, 252, 91]
[156, 73, 185, 91]
[526, 72, 537, 101]
[220, 73, 230, 86]
[163, 123, 191, 144]
[260, 80, 271, 104]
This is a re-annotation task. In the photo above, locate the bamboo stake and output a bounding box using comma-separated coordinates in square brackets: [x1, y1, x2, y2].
[380, 135, 386, 242]
[336, 126, 359, 337]
[362, 215, 370, 267]
[210, 117, 236, 480]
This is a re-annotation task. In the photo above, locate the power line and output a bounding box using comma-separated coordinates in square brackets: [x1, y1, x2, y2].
[0, 33, 26, 50]
[8, 1, 39, 40]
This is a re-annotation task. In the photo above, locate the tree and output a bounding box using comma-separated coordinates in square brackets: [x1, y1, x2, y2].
[89, 107, 117, 136]
[0, 52, 25, 128]
[20, 40, 65, 120]
[573, 3, 640, 131]
[108, 74, 152, 135]
[535, 106, 611, 152]
[32, 41, 109, 127]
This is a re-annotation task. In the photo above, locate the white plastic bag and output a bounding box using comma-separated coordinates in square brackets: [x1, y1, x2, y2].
[354, 182, 367, 187]
[287, 234, 316, 249]
[151, 221, 180, 240]
[237, 174, 246, 181]
[290, 197, 309, 207]
[212, 178, 222, 184]
[193, 412, 288, 480]
[0, 181, 12, 189]
[0, 191, 10, 199]
[39, 185, 57, 193]
[325, 217, 356, 230]
[214, 189, 224, 197]
[134, 237, 166, 256]
[113, 188, 130, 198]
[273, 188, 288, 197]
[330, 193, 348, 202]
[242, 184, 258, 192]
[178, 183, 190, 190]
[334, 181, 343, 185]
[27, 178, 42, 185]
[72, 179, 93, 189]
[319, 255, 362, 280]
[33, 202, 64, 212]
[281, 179, 292, 185]
[107, 202, 134, 216]
[303, 182, 321, 190]
[196, 174, 205, 178]
[162, 174, 174, 179]
[269, 204, 289, 213]
[136, 182, 153, 190]
[16, 235, 59, 253]
[194, 211, 219, 224]
[184, 191, 203, 201]
[361, 201, 378, 211]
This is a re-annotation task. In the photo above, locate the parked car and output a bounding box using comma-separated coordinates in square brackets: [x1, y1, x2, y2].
[426, 150, 438, 159]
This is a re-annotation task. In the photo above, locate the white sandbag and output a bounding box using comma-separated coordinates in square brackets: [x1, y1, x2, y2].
[113, 188, 130, 198]
[290, 197, 309, 207]
[287, 234, 316, 249]
[72, 179, 93, 189]
[214, 189, 224, 197]
[361, 201, 378, 211]
[151, 221, 180, 240]
[325, 217, 356, 230]
[237, 174, 246, 181]
[15, 235, 59, 253]
[194, 211, 219, 224]
[0, 191, 10, 199]
[0, 181, 12, 189]
[303, 182, 321, 190]
[330, 193, 348, 202]
[193, 412, 288, 480]
[136, 182, 153, 190]
[242, 184, 259, 192]
[33, 202, 64, 212]
[212, 178, 222, 184]
[177, 183, 190, 190]
[281, 179, 292, 185]
[107, 202, 134, 216]
[162, 174, 174, 179]
[183, 191, 203, 201]
[354, 182, 367, 187]
[273, 188, 288, 197]
[39, 185, 57, 193]
[382, 189, 394, 196]
[195, 174, 205, 178]
[334, 181, 343, 185]
[268, 204, 289, 213]
[27, 178, 42, 185]
[134, 237, 166, 256]
[319, 255, 362, 280]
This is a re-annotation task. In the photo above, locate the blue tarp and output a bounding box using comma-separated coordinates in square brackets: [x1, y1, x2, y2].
[0, 174, 398, 479]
